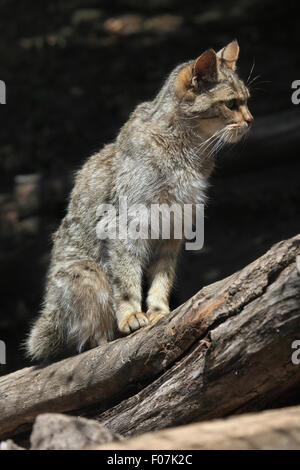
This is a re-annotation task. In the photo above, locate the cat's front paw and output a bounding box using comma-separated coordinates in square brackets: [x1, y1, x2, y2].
[118, 312, 149, 334]
[147, 308, 170, 325]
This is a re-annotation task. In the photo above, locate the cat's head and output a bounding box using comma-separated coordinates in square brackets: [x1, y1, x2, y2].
[174, 41, 253, 143]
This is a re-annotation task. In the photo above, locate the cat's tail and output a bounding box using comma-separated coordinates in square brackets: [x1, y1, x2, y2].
[25, 313, 65, 363]
[25, 260, 116, 363]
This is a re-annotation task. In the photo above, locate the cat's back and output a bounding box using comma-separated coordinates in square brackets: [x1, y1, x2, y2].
[51, 143, 116, 261]
[72, 142, 116, 205]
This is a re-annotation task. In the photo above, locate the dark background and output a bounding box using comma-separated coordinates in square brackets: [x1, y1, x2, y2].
[0, 0, 299, 375]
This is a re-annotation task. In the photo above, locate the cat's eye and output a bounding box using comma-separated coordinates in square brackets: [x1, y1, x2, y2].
[226, 99, 239, 110]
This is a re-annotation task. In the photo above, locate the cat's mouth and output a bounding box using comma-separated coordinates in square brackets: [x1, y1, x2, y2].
[221, 122, 250, 143]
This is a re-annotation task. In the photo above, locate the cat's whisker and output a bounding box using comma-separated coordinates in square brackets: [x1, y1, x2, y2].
[187, 132, 222, 162]
[198, 127, 230, 162]
[197, 128, 226, 147]
[247, 74, 261, 87]
[251, 80, 271, 85]
[197, 136, 222, 155]
[248, 79, 271, 94]
[246, 58, 255, 84]
[191, 136, 219, 155]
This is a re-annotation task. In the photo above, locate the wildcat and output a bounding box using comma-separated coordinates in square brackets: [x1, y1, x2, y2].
[26, 40, 253, 362]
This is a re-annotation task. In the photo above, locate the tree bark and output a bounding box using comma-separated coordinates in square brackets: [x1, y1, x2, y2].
[93, 404, 300, 450]
[0, 234, 299, 441]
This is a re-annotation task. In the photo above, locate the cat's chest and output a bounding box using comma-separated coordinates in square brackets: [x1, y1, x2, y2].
[118, 160, 208, 207]
[159, 169, 208, 206]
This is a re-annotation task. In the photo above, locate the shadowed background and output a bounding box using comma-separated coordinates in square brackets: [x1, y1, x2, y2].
[0, 0, 299, 374]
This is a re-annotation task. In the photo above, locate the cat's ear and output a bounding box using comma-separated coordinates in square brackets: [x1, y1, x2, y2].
[191, 49, 218, 85]
[217, 40, 239, 70]
[174, 49, 218, 99]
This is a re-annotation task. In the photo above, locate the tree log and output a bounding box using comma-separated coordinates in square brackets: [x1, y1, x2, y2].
[0, 234, 299, 441]
[93, 404, 300, 450]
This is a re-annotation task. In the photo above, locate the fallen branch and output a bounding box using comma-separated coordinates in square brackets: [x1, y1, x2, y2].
[93, 404, 300, 450]
[0, 234, 299, 441]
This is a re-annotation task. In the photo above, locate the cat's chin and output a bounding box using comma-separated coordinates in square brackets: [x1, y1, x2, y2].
[221, 124, 249, 143]
[223, 133, 244, 144]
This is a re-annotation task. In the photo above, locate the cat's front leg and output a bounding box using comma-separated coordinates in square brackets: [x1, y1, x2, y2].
[146, 239, 182, 324]
[109, 239, 149, 334]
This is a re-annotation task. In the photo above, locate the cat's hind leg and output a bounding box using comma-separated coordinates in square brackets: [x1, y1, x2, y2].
[26, 259, 116, 362]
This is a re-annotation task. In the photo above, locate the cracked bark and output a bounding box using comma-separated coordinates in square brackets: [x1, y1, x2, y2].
[0, 234, 299, 441]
